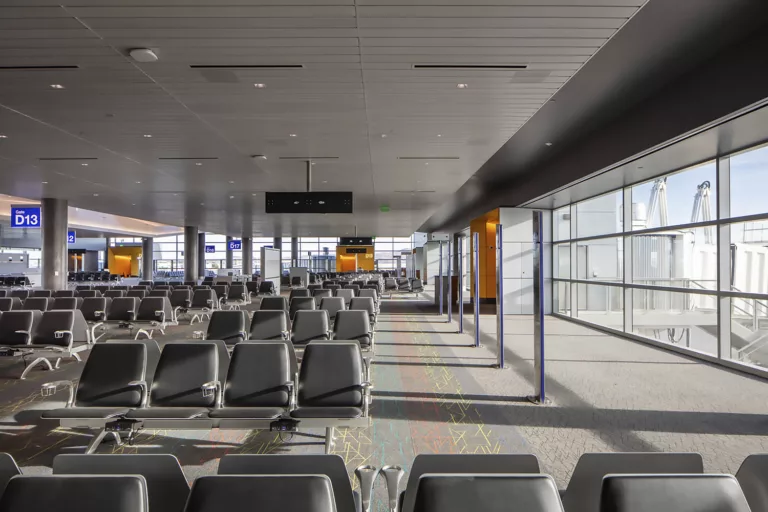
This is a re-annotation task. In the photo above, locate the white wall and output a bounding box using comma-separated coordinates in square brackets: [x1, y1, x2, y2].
[424, 241, 449, 281]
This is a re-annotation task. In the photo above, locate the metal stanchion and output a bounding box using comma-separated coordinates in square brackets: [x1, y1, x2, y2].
[529, 210, 547, 404]
[438, 241, 444, 316]
[458, 237, 464, 334]
[473, 232, 480, 347]
[447, 238, 452, 323]
[496, 224, 506, 369]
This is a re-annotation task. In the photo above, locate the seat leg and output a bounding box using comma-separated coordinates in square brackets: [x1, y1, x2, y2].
[20, 357, 53, 380]
[324, 427, 335, 454]
[85, 429, 108, 454]
[109, 431, 123, 446]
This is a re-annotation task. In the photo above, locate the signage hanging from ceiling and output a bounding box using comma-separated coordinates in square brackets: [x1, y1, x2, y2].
[345, 248, 367, 254]
[10, 205, 41, 228]
[265, 192, 353, 214]
[228, 240, 242, 251]
[67, 231, 76, 244]
[205, 245, 216, 253]
[339, 237, 373, 246]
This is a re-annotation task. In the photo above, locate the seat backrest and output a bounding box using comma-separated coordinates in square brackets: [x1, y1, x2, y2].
[212, 285, 228, 299]
[223, 343, 291, 407]
[358, 289, 378, 303]
[312, 289, 332, 305]
[735, 454, 768, 512]
[32, 310, 75, 347]
[108, 297, 138, 321]
[289, 297, 316, 319]
[289, 288, 311, 301]
[259, 296, 287, 312]
[94, 285, 111, 293]
[148, 290, 170, 298]
[53, 290, 75, 298]
[136, 297, 167, 322]
[10, 290, 29, 300]
[349, 297, 375, 317]
[51, 298, 78, 310]
[291, 276, 302, 285]
[563, 452, 704, 512]
[207, 311, 248, 345]
[307, 284, 322, 292]
[75, 342, 146, 407]
[227, 284, 247, 301]
[326, 284, 341, 292]
[403, 454, 541, 512]
[75, 285, 92, 291]
[127, 290, 147, 299]
[32, 290, 52, 298]
[319, 297, 345, 320]
[138, 280, 153, 288]
[334, 289, 354, 305]
[291, 310, 329, 345]
[149, 343, 218, 407]
[258, 281, 274, 294]
[170, 289, 192, 308]
[193, 285, 210, 291]
[0, 311, 35, 346]
[185, 475, 335, 512]
[0, 453, 20, 497]
[53, 454, 189, 512]
[333, 310, 370, 343]
[0, 475, 148, 512]
[22, 297, 49, 311]
[80, 297, 109, 322]
[104, 290, 125, 299]
[77, 290, 101, 298]
[600, 475, 750, 512]
[0, 298, 15, 312]
[218, 454, 354, 512]
[249, 310, 288, 340]
[190, 289, 216, 309]
[413, 475, 561, 512]
[298, 341, 361, 407]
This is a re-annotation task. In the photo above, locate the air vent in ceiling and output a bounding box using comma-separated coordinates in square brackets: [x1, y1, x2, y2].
[190, 65, 304, 69]
[278, 156, 339, 160]
[413, 64, 527, 70]
[0, 66, 79, 70]
[397, 157, 460, 160]
[39, 157, 96, 161]
[158, 157, 219, 160]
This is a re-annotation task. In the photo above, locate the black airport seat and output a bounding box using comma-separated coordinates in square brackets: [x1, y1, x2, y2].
[335, 288, 355, 307]
[349, 297, 377, 326]
[169, 289, 192, 318]
[290, 296, 316, 321]
[249, 310, 289, 340]
[107, 297, 138, 323]
[320, 297, 346, 323]
[290, 276, 303, 288]
[75, 285, 92, 291]
[735, 455, 768, 512]
[258, 281, 275, 295]
[148, 289, 170, 298]
[10, 290, 30, 300]
[0, 475, 148, 512]
[0, 290, 6, 298]
[259, 296, 288, 313]
[0, 297, 20, 312]
[126, 289, 147, 300]
[185, 475, 335, 512]
[51, 297, 81, 310]
[132, 297, 173, 338]
[77, 290, 102, 298]
[138, 280, 154, 288]
[333, 310, 372, 350]
[289, 288, 311, 302]
[95, 285, 111, 294]
[184, 280, 197, 287]
[245, 281, 260, 297]
[0, 310, 42, 349]
[325, 284, 341, 293]
[125, 343, 218, 423]
[80, 297, 109, 337]
[342, 284, 361, 296]
[112, 286, 129, 291]
[188, 289, 218, 323]
[226, 284, 249, 308]
[358, 289, 379, 309]
[212, 285, 229, 305]
[206, 310, 248, 346]
[104, 289, 125, 299]
[20, 311, 82, 379]
[562, 452, 703, 512]
[410, 278, 424, 293]
[53, 290, 75, 298]
[413, 475, 562, 512]
[132, 285, 150, 291]
[218, 454, 356, 512]
[32, 289, 52, 298]
[0, 453, 20, 496]
[53, 454, 189, 512]
[209, 342, 292, 423]
[307, 284, 323, 293]
[23, 297, 51, 311]
[600, 475, 750, 512]
[291, 310, 330, 346]
[312, 289, 333, 307]
[193, 285, 210, 291]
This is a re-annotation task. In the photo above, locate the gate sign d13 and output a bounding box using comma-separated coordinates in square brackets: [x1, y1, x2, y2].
[228, 240, 242, 251]
[11, 205, 41, 228]
[68, 231, 76, 244]
[204, 245, 216, 253]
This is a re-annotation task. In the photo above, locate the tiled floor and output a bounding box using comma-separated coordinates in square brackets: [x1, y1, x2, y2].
[1, 291, 767, 511]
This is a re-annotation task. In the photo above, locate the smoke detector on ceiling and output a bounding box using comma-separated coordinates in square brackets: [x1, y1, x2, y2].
[129, 48, 158, 63]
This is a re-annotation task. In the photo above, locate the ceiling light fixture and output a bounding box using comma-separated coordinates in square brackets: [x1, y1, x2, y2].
[289, 134, 297, 137]
[456, 83, 468, 89]
[437, 134, 442, 137]
[135, 181, 141, 184]
[0, 135, 7, 139]
[322, 180, 327, 183]
[200, 202, 204, 206]
[253, 83, 266, 88]
[381, 134, 387, 138]
[41, 181, 48, 184]
[93, 193, 99, 197]
[50, 84, 64, 89]
[425, 162, 429, 165]
[545, 142, 553, 146]
[143, 134, 152, 138]
[229, 195, 234, 199]
[81, 163, 88, 166]
[195, 162, 202, 166]
[229, 180, 234, 184]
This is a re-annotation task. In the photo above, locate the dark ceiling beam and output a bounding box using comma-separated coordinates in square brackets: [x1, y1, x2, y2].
[419, 0, 768, 233]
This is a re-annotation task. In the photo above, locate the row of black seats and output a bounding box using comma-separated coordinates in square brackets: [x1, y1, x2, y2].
[0, 276, 31, 288]
[68, 271, 120, 283]
[3, 452, 768, 512]
[283, 293, 377, 323]
[42, 340, 371, 454]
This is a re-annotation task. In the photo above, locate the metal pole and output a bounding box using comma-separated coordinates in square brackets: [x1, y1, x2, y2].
[473, 232, 480, 347]
[447, 238, 452, 323]
[438, 241, 444, 316]
[531, 211, 546, 403]
[458, 237, 464, 334]
[496, 224, 505, 368]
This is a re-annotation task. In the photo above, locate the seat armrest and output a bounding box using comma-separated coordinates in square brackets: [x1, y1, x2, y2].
[361, 382, 373, 416]
[154, 310, 165, 322]
[128, 380, 149, 407]
[239, 330, 248, 341]
[201, 380, 222, 407]
[41, 380, 76, 406]
[94, 311, 105, 318]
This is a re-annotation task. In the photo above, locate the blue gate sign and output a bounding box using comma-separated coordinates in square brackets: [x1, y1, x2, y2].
[11, 206, 41, 228]
[228, 240, 242, 251]
[67, 231, 76, 244]
[205, 245, 216, 253]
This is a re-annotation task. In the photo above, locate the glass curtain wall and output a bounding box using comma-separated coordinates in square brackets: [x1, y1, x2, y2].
[553, 143, 768, 373]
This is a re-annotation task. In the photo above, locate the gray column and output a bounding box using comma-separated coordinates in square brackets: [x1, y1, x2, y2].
[226, 235, 234, 268]
[291, 237, 299, 266]
[197, 232, 206, 278]
[242, 237, 253, 275]
[184, 226, 198, 283]
[453, 233, 461, 272]
[142, 237, 153, 280]
[273, 237, 282, 269]
[41, 198, 68, 290]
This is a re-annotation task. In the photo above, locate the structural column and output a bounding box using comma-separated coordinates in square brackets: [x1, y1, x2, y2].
[197, 232, 206, 278]
[41, 198, 68, 290]
[273, 237, 282, 270]
[142, 237, 153, 280]
[103, 237, 110, 271]
[183, 226, 198, 283]
[225, 235, 234, 268]
[291, 237, 299, 266]
[242, 237, 253, 275]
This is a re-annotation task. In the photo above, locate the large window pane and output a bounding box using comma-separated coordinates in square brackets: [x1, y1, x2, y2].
[554, 281, 571, 316]
[731, 144, 768, 219]
[576, 191, 622, 238]
[575, 237, 623, 283]
[553, 206, 571, 241]
[553, 244, 570, 279]
[575, 283, 624, 331]
[631, 161, 716, 229]
[729, 295, 768, 369]
[731, 221, 768, 294]
[631, 227, 716, 290]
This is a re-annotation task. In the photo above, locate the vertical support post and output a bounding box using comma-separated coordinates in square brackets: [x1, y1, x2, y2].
[458, 237, 464, 333]
[473, 232, 481, 347]
[197, 232, 206, 279]
[438, 241, 444, 316]
[142, 237, 153, 280]
[41, 198, 68, 290]
[623, 188, 633, 333]
[225, 236, 234, 269]
[447, 238, 452, 323]
[531, 211, 546, 403]
[496, 224, 505, 369]
[242, 237, 253, 276]
[716, 155, 732, 360]
[291, 237, 299, 267]
[183, 226, 198, 284]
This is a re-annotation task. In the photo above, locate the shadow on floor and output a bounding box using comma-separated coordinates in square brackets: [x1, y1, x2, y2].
[373, 390, 529, 403]
[372, 360, 496, 369]
[376, 342, 476, 348]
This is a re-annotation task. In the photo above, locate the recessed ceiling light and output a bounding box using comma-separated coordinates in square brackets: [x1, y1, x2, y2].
[41, 181, 48, 184]
[132, 203, 136, 206]
[229, 195, 234, 199]
[322, 180, 327, 183]
[195, 162, 202, 166]
[81, 163, 88, 166]
[135, 181, 141, 184]
[143, 134, 152, 138]
[50, 84, 64, 89]
[381, 134, 387, 138]
[173, 193, 178, 196]
[0, 135, 7, 139]
[545, 142, 553, 146]
[200, 202, 204, 206]
[456, 83, 468, 89]
[93, 193, 99, 197]
[252, 193, 256, 196]
[289, 133, 297, 137]
[253, 83, 266, 88]
[437, 134, 442, 137]
[425, 162, 429, 165]
[229, 180, 234, 184]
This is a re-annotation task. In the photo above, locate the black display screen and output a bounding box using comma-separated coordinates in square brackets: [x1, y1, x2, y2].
[265, 192, 353, 214]
[339, 237, 373, 246]
[345, 248, 367, 254]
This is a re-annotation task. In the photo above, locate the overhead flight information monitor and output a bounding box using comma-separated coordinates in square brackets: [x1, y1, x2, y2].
[265, 192, 353, 214]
